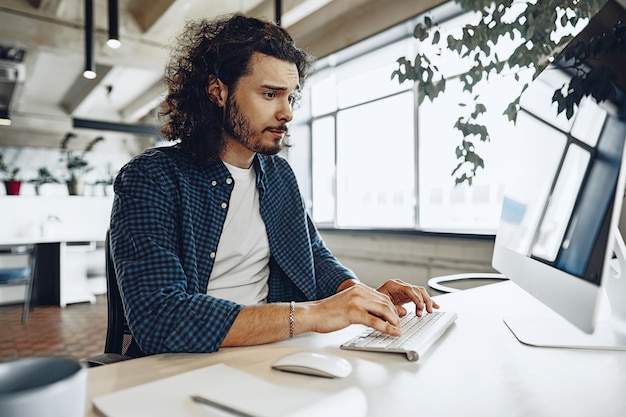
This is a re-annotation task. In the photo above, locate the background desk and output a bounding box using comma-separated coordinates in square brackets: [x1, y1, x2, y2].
[86, 281, 626, 417]
[0, 196, 112, 306]
[0, 238, 103, 307]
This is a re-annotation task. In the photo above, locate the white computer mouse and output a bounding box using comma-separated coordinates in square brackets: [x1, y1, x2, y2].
[271, 351, 352, 378]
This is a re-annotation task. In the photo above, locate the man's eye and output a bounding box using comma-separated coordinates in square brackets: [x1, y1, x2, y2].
[265, 92, 276, 98]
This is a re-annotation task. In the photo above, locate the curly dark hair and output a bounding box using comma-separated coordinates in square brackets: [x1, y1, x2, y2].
[159, 13, 313, 160]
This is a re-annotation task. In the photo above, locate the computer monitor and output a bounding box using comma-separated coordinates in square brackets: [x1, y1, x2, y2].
[491, 1, 626, 349]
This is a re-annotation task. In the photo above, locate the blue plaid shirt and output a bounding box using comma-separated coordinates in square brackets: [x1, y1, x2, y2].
[110, 146, 356, 354]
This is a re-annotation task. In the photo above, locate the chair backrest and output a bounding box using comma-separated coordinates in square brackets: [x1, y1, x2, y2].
[104, 229, 144, 357]
[0, 245, 34, 283]
[0, 244, 36, 323]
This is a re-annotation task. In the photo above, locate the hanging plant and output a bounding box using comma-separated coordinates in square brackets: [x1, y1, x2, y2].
[392, 0, 623, 185]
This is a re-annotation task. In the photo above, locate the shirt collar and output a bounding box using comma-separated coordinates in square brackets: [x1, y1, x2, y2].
[252, 154, 268, 192]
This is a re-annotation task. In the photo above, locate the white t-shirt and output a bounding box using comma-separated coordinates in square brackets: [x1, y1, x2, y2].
[206, 161, 270, 305]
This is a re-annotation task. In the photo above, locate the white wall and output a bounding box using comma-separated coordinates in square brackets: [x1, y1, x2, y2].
[319, 230, 496, 292]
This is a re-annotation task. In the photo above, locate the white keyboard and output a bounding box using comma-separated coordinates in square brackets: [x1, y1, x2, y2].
[340, 310, 457, 361]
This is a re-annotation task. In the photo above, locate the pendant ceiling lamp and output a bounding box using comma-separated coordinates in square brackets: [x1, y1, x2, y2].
[107, 0, 121, 48]
[275, 0, 282, 25]
[83, 0, 96, 79]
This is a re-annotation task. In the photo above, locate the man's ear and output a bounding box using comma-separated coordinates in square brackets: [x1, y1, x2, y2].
[207, 75, 228, 107]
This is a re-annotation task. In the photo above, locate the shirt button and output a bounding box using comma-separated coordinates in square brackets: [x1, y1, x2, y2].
[211, 180, 217, 186]
[209, 252, 216, 259]
[226, 178, 233, 185]
[221, 202, 227, 209]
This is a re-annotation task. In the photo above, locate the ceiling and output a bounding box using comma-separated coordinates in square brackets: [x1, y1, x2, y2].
[0, 0, 624, 151]
[0, 0, 446, 149]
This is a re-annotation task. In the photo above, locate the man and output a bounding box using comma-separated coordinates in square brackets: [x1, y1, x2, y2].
[110, 13, 439, 356]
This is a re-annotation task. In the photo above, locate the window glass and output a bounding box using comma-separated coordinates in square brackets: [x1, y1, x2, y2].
[311, 116, 336, 223]
[417, 73, 529, 232]
[311, 72, 338, 117]
[336, 39, 414, 109]
[286, 122, 312, 211]
[336, 91, 415, 228]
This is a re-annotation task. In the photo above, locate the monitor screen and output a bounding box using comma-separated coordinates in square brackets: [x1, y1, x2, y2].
[491, 0, 626, 349]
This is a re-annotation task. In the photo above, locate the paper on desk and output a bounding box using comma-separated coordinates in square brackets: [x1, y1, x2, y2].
[92, 363, 366, 417]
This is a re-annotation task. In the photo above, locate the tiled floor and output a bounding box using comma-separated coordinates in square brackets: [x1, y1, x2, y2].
[0, 296, 107, 363]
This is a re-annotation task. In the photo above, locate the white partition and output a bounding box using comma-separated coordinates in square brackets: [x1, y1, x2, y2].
[0, 196, 113, 244]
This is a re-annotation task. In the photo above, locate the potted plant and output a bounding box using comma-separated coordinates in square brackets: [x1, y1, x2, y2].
[29, 167, 61, 196]
[94, 163, 116, 196]
[0, 151, 22, 195]
[60, 133, 104, 196]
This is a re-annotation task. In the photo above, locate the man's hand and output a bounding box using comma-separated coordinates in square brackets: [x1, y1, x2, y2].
[304, 283, 403, 336]
[303, 279, 440, 337]
[376, 279, 440, 317]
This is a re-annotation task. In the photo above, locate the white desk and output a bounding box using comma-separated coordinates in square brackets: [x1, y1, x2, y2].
[86, 281, 626, 417]
[0, 196, 112, 306]
[0, 239, 100, 307]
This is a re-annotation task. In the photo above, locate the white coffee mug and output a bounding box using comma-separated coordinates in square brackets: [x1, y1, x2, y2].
[0, 356, 87, 417]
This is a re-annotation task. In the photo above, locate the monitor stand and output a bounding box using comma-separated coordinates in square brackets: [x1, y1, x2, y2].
[504, 231, 626, 350]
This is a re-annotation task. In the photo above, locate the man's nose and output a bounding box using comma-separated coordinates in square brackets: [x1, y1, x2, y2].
[277, 98, 293, 122]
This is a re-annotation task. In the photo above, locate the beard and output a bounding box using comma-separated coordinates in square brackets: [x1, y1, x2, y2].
[223, 95, 287, 156]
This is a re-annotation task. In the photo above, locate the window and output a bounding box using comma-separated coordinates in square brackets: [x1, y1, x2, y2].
[287, 3, 600, 234]
[335, 91, 416, 228]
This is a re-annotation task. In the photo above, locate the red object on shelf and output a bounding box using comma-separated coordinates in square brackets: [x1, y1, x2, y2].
[4, 180, 22, 195]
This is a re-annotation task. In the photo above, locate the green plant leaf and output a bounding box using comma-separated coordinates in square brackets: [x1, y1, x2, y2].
[392, 0, 617, 185]
[432, 30, 441, 44]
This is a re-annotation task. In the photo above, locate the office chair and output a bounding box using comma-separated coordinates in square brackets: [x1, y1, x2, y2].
[84, 229, 144, 367]
[0, 244, 36, 323]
